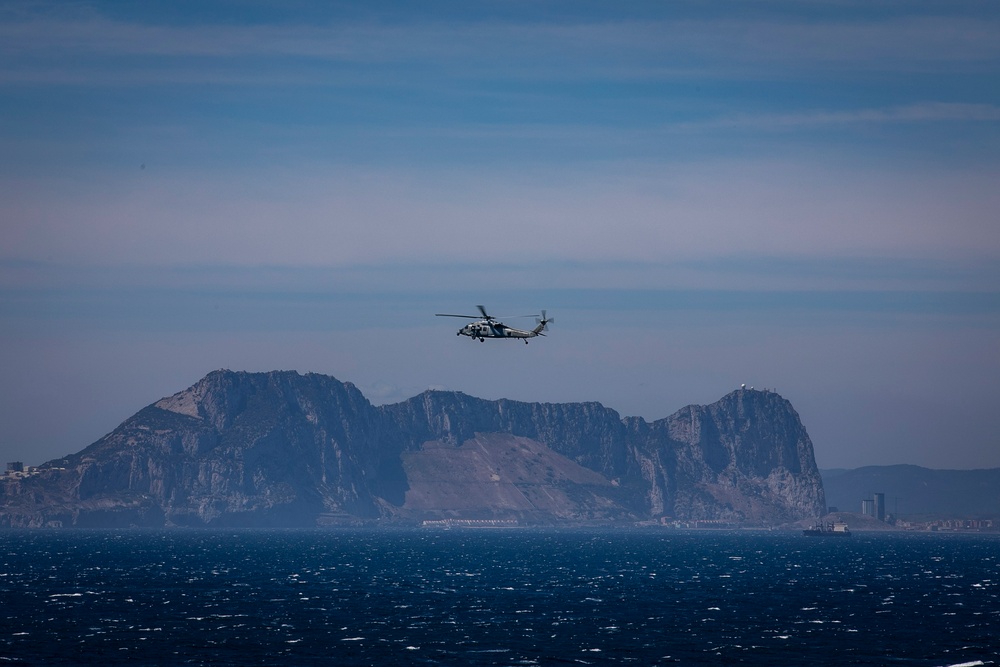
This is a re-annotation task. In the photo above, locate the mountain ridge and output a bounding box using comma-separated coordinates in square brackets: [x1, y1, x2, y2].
[820, 465, 1000, 520]
[1, 369, 826, 528]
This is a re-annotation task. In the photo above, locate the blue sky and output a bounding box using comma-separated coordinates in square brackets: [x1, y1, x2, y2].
[1, 1, 998, 470]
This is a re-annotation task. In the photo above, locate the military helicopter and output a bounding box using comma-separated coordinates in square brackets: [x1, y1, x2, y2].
[436, 305, 553, 343]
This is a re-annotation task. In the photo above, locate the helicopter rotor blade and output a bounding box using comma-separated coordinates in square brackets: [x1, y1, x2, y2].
[479, 304, 538, 319]
[535, 310, 554, 331]
[436, 306, 540, 321]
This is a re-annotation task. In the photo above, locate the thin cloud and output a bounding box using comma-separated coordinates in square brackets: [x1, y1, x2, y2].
[4, 159, 998, 271]
[2, 9, 999, 87]
[681, 102, 1000, 131]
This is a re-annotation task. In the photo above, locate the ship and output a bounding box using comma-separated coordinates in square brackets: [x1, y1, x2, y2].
[803, 521, 852, 537]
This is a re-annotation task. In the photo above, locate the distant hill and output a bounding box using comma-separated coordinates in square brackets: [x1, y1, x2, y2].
[1, 370, 825, 528]
[820, 465, 1000, 520]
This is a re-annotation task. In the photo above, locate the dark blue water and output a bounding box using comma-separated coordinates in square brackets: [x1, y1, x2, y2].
[1, 529, 997, 666]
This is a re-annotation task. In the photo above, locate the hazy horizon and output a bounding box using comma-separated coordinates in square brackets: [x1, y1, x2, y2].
[2, 1, 998, 471]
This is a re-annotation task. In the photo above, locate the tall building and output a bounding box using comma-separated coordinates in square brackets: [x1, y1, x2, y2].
[873, 493, 885, 522]
[861, 498, 875, 517]
[861, 493, 886, 522]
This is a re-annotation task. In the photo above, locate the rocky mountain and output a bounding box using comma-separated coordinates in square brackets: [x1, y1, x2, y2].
[1, 370, 825, 528]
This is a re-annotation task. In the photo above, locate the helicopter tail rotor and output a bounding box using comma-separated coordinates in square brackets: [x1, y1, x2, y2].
[535, 310, 554, 334]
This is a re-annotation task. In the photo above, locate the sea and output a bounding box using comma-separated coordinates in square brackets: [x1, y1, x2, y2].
[1, 529, 997, 666]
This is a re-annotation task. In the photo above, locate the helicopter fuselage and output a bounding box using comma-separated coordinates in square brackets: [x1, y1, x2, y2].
[437, 306, 552, 344]
[457, 320, 542, 341]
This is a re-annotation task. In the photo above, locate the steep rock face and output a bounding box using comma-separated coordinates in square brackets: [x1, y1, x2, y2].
[383, 391, 633, 479]
[0, 371, 825, 527]
[383, 388, 825, 523]
[639, 390, 826, 523]
[2, 371, 403, 527]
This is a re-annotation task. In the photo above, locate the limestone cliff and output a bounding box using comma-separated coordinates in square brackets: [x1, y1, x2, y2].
[0, 370, 825, 527]
[633, 390, 827, 523]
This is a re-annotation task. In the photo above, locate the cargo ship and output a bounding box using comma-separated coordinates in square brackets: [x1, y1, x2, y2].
[803, 521, 852, 537]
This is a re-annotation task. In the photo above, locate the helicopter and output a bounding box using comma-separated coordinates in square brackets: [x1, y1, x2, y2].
[436, 305, 553, 343]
